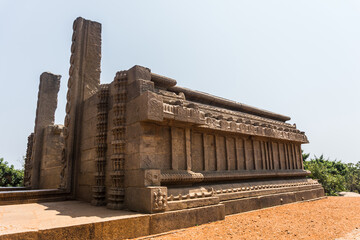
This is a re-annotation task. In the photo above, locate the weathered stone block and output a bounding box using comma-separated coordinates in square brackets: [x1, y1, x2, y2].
[127, 91, 163, 125]
[127, 79, 155, 101]
[93, 216, 150, 240]
[125, 152, 142, 170]
[167, 196, 220, 211]
[125, 187, 167, 213]
[125, 169, 161, 188]
[127, 65, 151, 84]
[149, 204, 225, 235]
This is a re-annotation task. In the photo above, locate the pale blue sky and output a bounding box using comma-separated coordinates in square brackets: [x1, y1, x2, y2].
[1, 1, 360, 169]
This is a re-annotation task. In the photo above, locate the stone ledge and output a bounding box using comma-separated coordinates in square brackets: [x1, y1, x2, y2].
[149, 204, 225, 235]
[0, 189, 68, 206]
[167, 86, 291, 122]
[0, 187, 28, 192]
[167, 196, 220, 211]
[222, 187, 325, 215]
[161, 169, 311, 184]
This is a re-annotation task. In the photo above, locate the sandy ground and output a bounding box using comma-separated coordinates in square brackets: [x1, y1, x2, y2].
[136, 197, 360, 240]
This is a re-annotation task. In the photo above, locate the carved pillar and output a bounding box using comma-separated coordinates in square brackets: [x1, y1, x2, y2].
[61, 17, 101, 192]
[123, 65, 168, 213]
[107, 71, 127, 209]
[299, 145, 304, 169]
[31, 72, 61, 189]
[92, 84, 109, 206]
[203, 133, 209, 171]
[185, 128, 192, 171]
[170, 127, 179, 170]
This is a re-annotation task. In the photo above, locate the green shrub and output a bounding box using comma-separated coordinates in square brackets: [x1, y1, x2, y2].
[0, 158, 24, 187]
[303, 154, 360, 196]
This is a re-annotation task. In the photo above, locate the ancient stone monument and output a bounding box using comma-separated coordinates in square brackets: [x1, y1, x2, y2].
[3, 17, 324, 236]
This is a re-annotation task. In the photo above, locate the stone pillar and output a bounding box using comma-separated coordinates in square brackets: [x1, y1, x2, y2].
[61, 17, 101, 193]
[123, 65, 168, 213]
[31, 72, 61, 189]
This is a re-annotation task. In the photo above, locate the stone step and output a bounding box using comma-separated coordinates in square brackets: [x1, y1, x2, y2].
[0, 187, 28, 191]
[0, 189, 69, 206]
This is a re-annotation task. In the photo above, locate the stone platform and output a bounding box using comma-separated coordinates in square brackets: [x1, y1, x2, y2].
[0, 200, 224, 240]
[0, 183, 324, 240]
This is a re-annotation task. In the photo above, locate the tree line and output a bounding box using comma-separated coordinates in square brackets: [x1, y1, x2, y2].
[0, 158, 24, 187]
[0, 155, 359, 196]
[303, 153, 360, 196]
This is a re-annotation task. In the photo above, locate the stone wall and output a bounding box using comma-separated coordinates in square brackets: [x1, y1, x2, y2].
[136, 124, 303, 174]
[75, 94, 98, 202]
[39, 125, 64, 189]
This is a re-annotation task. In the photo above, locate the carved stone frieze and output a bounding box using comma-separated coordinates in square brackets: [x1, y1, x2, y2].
[167, 189, 215, 202]
[161, 170, 204, 184]
[153, 188, 167, 211]
[161, 98, 308, 143]
[214, 180, 319, 195]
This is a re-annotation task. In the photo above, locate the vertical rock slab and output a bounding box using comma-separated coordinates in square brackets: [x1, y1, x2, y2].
[39, 125, 65, 189]
[24, 133, 34, 187]
[31, 72, 61, 189]
[61, 17, 101, 192]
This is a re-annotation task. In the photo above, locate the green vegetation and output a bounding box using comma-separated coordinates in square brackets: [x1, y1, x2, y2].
[303, 153, 360, 196]
[0, 158, 24, 187]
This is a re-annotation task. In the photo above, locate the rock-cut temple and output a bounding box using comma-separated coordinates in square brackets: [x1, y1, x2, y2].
[3, 17, 324, 234]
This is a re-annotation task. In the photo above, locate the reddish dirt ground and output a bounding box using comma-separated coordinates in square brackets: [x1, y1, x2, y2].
[135, 197, 360, 240]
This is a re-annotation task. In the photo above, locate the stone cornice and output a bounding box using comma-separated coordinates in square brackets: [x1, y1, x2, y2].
[161, 97, 308, 143]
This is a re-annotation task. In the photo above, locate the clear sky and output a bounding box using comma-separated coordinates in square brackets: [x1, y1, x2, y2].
[1, 0, 360, 169]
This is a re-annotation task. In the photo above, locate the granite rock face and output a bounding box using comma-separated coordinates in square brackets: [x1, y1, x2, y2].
[22, 17, 324, 218]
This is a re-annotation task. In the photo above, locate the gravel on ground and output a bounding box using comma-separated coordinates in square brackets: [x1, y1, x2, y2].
[134, 197, 360, 240]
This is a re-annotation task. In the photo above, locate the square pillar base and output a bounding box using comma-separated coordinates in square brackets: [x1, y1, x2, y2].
[125, 186, 167, 213]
